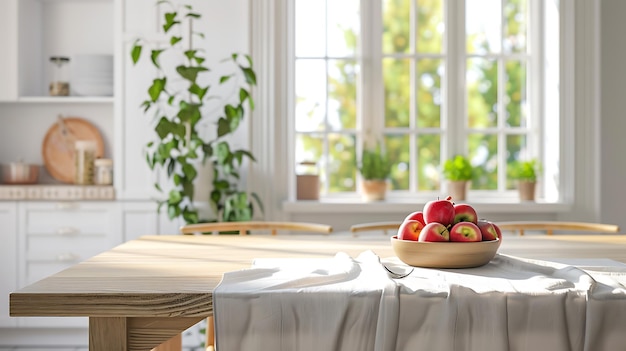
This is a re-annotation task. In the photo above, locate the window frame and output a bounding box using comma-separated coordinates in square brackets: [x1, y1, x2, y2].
[248, 0, 598, 219]
[291, 0, 546, 200]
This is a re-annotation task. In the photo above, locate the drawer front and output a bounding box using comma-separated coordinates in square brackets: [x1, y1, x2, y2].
[16, 201, 122, 329]
[25, 206, 113, 235]
[25, 235, 110, 263]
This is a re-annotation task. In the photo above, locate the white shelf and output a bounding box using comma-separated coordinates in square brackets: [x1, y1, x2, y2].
[15, 96, 114, 104]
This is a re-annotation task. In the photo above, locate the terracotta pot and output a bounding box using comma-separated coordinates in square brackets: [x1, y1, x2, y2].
[361, 179, 387, 202]
[447, 180, 469, 201]
[297, 174, 320, 200]
[518, 181, 536, 202]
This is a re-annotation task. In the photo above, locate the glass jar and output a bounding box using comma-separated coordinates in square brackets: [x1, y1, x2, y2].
[49, 56, 70, 96]
[74, 140, 97, 185]
[94, 158, 113, 185]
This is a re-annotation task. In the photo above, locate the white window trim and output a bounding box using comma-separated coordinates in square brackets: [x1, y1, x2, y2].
[249, 0, 600, 220]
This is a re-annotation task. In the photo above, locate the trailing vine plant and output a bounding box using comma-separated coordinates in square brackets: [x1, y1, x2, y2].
[131, 1, 262, 224]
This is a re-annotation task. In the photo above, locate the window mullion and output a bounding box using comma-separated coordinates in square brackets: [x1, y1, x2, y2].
[361, 0, 382, 144]
[410, 0, 417, 192]
[446, 0, 465, 158]
[322, 0, 330, 195]
[497, 0, 506, 192]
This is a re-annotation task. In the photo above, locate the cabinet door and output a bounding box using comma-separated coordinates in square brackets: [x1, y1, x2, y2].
[118, 0, 161, 200]
[0, 0, 18, 101]
[122, 201, 183, 240]
[17, 201, 122, 328]
[122, 201, 160, 241]
[0, 202, 17, 327]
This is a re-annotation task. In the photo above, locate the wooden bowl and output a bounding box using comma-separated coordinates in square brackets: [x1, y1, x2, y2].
[390, 236, 500, 268]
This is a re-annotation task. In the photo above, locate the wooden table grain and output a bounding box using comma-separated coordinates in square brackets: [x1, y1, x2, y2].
[9, 233, 626, 351]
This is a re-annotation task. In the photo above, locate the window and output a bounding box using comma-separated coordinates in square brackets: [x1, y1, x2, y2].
[292, 0, 559, 201]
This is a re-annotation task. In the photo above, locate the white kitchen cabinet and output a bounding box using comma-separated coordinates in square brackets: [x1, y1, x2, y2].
[0, 0, 247, 347]
[16, 201, 122, 328]
[0, 0, 117, 167]
[0, 202, 18, 327]
[121, 201, 184, 240]
[0, 0, 18, 101]
[17, 0, 114, 98]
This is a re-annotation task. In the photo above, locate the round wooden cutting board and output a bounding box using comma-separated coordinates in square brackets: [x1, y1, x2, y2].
[42, 117, 105, 184]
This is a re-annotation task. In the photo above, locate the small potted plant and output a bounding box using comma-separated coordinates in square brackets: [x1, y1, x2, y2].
[358, 143, 392, 201]
[509, 159, 541, 201]
[442, 155, 474, 201]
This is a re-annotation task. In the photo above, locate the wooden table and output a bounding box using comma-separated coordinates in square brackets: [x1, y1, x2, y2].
[9, 233, 626, 351]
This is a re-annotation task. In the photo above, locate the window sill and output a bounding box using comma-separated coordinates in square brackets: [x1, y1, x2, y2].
[282, 198, 571, 214]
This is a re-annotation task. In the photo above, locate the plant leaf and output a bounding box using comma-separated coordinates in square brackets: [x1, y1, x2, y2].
[167, 204, 180, 220]
[239, 88, 249, 103]
[170, 36, 182, 46]
[189, 83, 208, 101]
[148, 78, 166, 102]
[166, 158, 175, 176]
[240, 67, 257, 85]
[168, 190, 182, 205]
[184, 50, 197, 61]
[163, 12, 180, 32]
[182, 163, 198, 181]
[217, 118, 230, 137]
[131, 41, 142, 64]
[151, 49, 164, 68]
[176, 65, 208, 82]
[220, 75, 233, 84]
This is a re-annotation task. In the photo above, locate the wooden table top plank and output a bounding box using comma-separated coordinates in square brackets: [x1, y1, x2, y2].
[10, 233, 626, 318]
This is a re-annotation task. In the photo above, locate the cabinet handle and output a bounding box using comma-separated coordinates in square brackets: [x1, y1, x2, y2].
[57, 227, 80, 236]
[56, 253, 80, 262]
[56, 202, 79, 210]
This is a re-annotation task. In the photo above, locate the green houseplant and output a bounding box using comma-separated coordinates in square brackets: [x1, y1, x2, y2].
[442, 155, 474, 201]
[509, 159, 541, 201]
[358, 143, 392, 201]
[509, 159, 540, 182]
[131, 1, 261, 224]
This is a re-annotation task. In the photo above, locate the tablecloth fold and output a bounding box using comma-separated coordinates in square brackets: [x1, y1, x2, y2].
[214, 252, 626, 351]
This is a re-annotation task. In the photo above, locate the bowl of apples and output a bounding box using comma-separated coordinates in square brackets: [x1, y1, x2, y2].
[391, 196, 502, 269]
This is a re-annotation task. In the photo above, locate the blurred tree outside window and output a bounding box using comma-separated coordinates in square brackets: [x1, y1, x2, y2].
[293, 0, 559, 200]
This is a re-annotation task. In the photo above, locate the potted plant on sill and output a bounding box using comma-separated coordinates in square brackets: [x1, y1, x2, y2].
[130, 1, 262, 225]
[358, 143, 392, 202]
[442, 155, 474, 201]
[509, 159, 541, 202]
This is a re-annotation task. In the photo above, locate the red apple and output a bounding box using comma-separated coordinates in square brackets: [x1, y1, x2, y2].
[403, 211, 425, 226]
[418, 222, 450, 242]
[423, 196, 455, 227]
[492, 222, 503, 241]
[453, 203, 478, 224]
[477, 219, 498, 241]
[397, 220, 424, 241]
[449, 222, 482, 242]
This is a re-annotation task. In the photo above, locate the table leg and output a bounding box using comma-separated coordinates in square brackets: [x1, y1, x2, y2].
[152, 334, 181, 351]
[89, 316, 203, 351]
[90, 317, 128, 351]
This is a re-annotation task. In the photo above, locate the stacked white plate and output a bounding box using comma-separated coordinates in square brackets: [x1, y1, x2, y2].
[70, 54, 114, 96]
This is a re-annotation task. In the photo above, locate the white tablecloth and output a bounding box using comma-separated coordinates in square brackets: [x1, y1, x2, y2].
[213, 252, 626, 351]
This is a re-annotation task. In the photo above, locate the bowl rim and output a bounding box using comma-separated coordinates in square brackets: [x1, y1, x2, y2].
[391, 235, 500, 245]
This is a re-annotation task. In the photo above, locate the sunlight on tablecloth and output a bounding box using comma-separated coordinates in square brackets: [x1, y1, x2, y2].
[214, 252, 626, 351]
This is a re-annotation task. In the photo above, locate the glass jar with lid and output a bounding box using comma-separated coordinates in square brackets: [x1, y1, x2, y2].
[74, 140, 96, 185]
[49, 56, 70, 96]
[94, 158, 113, 185]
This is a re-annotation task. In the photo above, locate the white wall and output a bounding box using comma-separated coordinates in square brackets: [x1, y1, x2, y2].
[600, 0, 626, 231]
